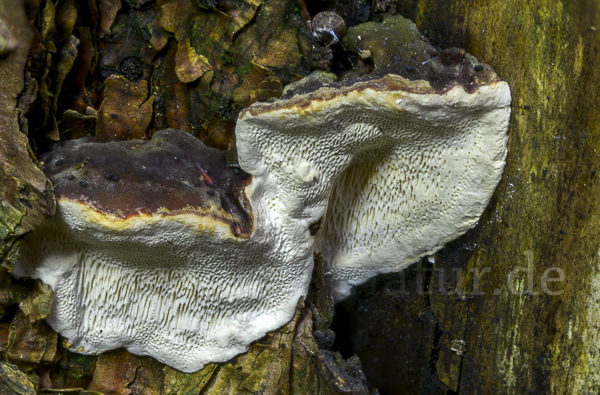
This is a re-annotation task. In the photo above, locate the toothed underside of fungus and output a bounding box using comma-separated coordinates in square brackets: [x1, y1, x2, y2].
[236, 74, 511, 300]
[16, 208, 310, 372]
[13, 130, 315, 373]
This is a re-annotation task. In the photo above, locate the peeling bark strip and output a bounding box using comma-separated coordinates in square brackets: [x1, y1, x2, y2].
[95, 75, 154, 141]
[0, 0, 54, 267]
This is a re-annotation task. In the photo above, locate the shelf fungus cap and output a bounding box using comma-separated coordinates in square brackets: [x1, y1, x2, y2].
[13, 130, 316, 372]
[236, 59, 511, 300]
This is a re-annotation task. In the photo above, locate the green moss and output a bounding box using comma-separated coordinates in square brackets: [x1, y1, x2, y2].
[343, 13, 433, 70]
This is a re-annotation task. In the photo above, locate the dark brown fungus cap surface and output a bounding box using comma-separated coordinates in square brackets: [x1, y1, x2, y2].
[42, 129, 253, 237]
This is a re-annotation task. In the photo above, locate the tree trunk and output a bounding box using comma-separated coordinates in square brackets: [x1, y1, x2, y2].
[337, 1, 600, 394]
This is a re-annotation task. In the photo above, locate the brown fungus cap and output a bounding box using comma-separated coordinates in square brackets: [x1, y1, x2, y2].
[42, 129, 253, 237]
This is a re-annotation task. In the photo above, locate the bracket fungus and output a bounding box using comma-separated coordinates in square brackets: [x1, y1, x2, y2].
[14, 130, 310, 373]
[238, 59, 511, 300]
[14, 23, 510, 374]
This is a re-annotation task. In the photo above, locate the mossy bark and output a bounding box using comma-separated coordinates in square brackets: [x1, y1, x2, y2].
[341, 1, 600, 394]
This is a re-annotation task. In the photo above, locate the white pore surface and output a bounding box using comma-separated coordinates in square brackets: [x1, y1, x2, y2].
[14, 195, 314, 372]
[236, 79, 511, 301]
